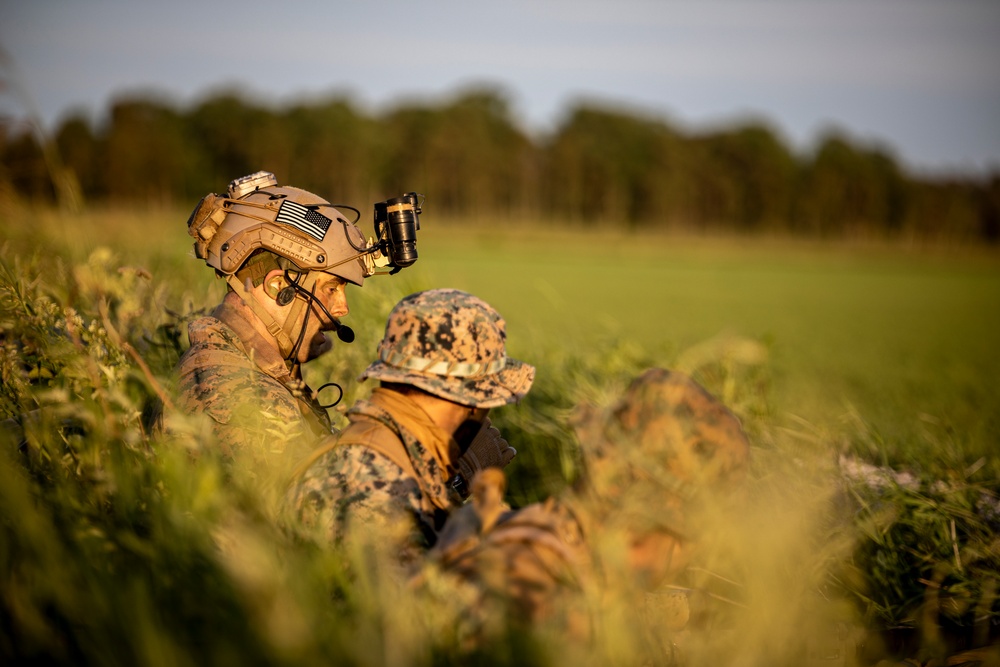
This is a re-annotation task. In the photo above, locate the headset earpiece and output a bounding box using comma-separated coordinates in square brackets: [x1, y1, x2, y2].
[276, 286, 296, 306]
[264, 276, 296, 306]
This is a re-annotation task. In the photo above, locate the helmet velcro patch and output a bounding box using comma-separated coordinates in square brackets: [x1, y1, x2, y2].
[275, 199, 333, 241]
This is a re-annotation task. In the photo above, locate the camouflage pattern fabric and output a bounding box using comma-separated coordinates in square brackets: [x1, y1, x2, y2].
[424, 368, 752, 657]
[358, 289, 534, 409]
[176, 307, 331, 464]
[423, 473, 698, 662]
[571, 367, 751, 540]
[286, 387, 466, 565]
[429, 485, 593, 631]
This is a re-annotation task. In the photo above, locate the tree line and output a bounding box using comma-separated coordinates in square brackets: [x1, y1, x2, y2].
[2, 87, 998, 242]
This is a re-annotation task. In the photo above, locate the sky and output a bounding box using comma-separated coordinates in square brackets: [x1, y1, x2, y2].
[1, 0, 998, 177]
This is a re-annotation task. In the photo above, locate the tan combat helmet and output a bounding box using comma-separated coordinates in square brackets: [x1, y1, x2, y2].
[359, 289, 536, 408]
[186, 171, 378, 359]
[187, 171, 373, 284]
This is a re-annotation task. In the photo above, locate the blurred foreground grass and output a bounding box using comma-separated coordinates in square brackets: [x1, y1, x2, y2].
[1, 203, 998, 665]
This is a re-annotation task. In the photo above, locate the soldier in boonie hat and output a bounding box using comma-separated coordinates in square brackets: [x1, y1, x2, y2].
[285, 289, 535, 564]
[358, 289, 534, 409]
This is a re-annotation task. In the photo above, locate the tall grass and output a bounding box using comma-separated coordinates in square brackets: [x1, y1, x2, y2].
[1, 203, 998, 664]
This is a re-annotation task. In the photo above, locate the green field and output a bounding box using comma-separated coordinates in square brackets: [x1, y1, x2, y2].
[430, 228, 996, 415]
[2, 205, 999, 665]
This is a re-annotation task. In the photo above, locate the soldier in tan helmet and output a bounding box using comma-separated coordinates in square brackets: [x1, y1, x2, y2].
[421, 368, 751, 659]
[285, 288, 535, 566]
[177, 172, 394, 472]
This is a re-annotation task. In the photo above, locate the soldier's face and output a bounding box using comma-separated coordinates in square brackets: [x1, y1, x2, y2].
[300, 273, 350, 362]
[313, 273, 350, 319]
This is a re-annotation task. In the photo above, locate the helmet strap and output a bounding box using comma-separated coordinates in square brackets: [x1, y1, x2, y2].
[225, 274, 297, 360]
[282, 271, 319, 361]
[227, 268, 337, 363]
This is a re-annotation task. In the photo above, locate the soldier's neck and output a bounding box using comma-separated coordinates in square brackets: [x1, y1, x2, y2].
[221, 291, 295, 371]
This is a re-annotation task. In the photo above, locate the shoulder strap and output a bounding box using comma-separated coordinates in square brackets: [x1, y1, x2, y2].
[336, 420, 419, 481]
[288, 417, 418, 485]
[212, 300, 291, 381]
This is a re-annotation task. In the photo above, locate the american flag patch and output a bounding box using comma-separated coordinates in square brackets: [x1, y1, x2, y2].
[275, 200, 333, 241]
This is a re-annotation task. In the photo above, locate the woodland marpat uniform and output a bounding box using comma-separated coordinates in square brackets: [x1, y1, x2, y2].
[174, 172, 377, 466]
[177, 300, 332, 463]
[287, 387, 460, 562]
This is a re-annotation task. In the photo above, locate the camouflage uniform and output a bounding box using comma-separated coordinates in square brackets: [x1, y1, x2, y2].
[285, 289, 535, 563]
[287, 387, 458, 562]
[425, 368, 751, 655]
[175, 172, 373, 465]
[176, 299, 332, 461]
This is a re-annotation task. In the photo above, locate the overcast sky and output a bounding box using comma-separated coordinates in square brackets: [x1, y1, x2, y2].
[1, 0, 998, 176]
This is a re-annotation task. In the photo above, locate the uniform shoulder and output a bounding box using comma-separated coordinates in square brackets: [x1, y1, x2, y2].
[292, 422, 416, 511]
[175, 317, 298, 431]
[299, 426, 410, 489]
[286, 429, 424, 548]
[179, 316, 250, 370]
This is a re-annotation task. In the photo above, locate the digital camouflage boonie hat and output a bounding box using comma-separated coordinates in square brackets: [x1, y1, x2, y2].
[572, 368, 750, 535]
[359, 289, 535, 408]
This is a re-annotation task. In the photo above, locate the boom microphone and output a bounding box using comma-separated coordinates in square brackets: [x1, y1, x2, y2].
[331, 318, 355, 344]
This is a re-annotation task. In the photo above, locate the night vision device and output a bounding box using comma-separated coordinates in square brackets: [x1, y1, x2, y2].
[374, 192, 422, 273]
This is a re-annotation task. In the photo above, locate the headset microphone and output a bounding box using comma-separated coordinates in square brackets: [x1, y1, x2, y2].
[333, 319, 355, 343]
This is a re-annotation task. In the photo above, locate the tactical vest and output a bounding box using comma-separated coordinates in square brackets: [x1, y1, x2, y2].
[290, 408, 457, 552]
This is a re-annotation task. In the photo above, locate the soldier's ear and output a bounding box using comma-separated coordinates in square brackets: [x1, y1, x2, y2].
[264, 270, 285, 299]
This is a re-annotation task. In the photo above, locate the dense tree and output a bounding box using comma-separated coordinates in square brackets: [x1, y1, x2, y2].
[379, 89, 535, 219]
[103, 98, 209, 204]
[1, 128, 53, 201]
[54, 113, 104, 200]
[903, 180, 981, 241]
[276, 98, 379, 207]
[187, 93, 280, 188]
[544, 106, 683, 225]
[1, 90, 997, 242]
[981, 176, 1000, 242]
[691, 124, 797, 232]
[793, 133, 909, 237]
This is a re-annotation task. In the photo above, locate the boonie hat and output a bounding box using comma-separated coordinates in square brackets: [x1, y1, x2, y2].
[359, 289, 535, 408]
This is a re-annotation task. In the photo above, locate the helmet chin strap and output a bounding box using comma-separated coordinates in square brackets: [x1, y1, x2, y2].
[225, 272, 319, 362]
[280, 271, 319, 360]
